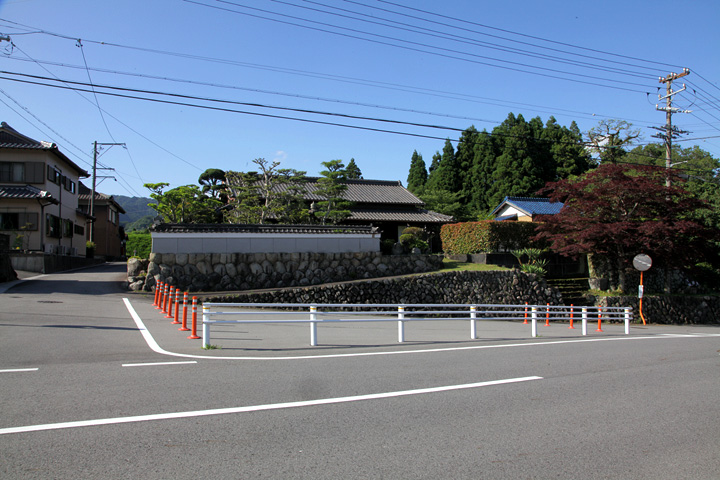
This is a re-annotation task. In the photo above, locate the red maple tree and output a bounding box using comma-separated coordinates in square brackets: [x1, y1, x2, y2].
[534, 164, 717, 291]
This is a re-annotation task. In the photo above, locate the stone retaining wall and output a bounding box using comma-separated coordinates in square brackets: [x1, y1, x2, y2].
[127, 251, 444, 292]
[589, 295, 720, 325]
[204, 270, 563, 306]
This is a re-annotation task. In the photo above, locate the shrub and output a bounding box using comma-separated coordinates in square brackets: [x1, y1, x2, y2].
[399, 227, 429, 252]
[126, 232, 151, 259]
[440, 221, 541, 254]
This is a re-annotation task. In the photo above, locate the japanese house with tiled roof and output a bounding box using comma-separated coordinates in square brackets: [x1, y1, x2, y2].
[0, 122, 90, 256]
[492, 196, 564, 222]
[226, 176, 453, 249]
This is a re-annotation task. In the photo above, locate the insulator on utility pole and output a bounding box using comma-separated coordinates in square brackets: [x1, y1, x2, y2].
[655, 69, 691, 187]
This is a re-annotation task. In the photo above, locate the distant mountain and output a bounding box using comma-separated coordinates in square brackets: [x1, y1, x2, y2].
[115, 195, 157, 231]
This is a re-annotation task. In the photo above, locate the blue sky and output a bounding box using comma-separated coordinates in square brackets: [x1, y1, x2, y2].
[0, 0, 718, 198]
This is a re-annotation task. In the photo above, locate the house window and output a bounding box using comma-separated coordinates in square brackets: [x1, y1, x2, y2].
[63, 176, 76, 194]
[0, 162, 25, 183]
[0, 212, 38, 231]
[74, 223, 84, 236]
[62, 219, 73, 238]
[47, 166, 61, 185]
[46, 214, 61, 238]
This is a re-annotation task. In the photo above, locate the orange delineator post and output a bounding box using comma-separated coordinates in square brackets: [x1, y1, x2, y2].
[596, 306, 603, 332]
[179, 292, 190, 331]
[166, 288, 175, 319]
[188, 297, 200, 339]
[172, 288, 181, 324]
[568, 304, 575, 329]
[162, 284, 170, 314]
[523, 302, 528, 324]
[156, 281, 164, 310]
[153, 282, 160, 307]
[545, 303, 550, 326]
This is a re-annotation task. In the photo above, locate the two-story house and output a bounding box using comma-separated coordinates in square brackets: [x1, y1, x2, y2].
[78, 182, 127, 259]
[0, 122, 90, 256]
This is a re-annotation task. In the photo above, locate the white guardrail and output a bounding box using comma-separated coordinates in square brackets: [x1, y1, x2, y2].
[201, 303, 634, 348]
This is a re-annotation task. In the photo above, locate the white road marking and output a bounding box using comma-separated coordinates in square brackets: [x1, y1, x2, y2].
[0, 368, 39, 373]
[122, 298, 720, 361]
[0, 376, 542, 435]
[122, 361, 197, 367]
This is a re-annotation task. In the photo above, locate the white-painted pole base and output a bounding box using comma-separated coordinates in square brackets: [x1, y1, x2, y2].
[470, 305, 477, 339]
[202, 311, 210, 349]
[398, 306, 405, 343]
[310, 306, 318, 346]
[531, 307, 537, 337]
[624, 307, 631, 335]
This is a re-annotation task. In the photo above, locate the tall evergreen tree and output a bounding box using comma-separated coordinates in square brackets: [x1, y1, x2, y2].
[345, 158, 363, 179]
[425, 139, 458, 192]
[406, 150, 428, 193]
[455, 126, 479, 203]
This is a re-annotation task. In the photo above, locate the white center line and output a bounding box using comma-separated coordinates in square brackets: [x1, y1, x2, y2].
[0, 376, 542, 435]
[0, 368, 39, 373]
[122, 361, 197, 367]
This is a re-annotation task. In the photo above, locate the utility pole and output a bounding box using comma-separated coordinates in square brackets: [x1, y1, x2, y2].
[655, 68, 691, 187]
[90, 141, 123, 243]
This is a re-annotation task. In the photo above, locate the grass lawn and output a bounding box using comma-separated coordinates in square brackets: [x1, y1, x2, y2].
[440, 258, 510, 272]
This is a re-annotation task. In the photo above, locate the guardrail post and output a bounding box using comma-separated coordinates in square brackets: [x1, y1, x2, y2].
[470, 305, 477, 339]
[582, 307, 588, 335]
[398, 305, 405, 343]
[531, 306, 538, 337]
[624, 307, 631, 335]
[310, 305, 318, 346]
[202, 305, 210, 348]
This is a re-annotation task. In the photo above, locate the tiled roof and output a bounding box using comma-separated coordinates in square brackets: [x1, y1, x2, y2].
[77, 183, 126, 214]
[349, 207, 453, 223]
[492, 196, 563, 216]
[151, 223, 377, 235]
[0, 122, 90, 178]
[0, 184, 58, 203]
[227, 177, 423, 206]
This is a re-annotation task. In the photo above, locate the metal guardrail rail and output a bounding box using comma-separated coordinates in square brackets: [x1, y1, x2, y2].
[201, 303, 634, 348]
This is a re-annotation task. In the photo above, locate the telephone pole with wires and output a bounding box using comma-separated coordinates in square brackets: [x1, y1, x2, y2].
[90, 141, 122, 243]
[655, 68, 691, 187]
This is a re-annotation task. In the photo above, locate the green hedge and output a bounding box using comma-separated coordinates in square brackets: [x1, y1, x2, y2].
[440, 221, 540, 254]
[126, 232, 152, 259]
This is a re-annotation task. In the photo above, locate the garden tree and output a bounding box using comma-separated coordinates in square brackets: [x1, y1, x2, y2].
[224, 158, 308, 224]
[542, 117, 591, 178]
[486, 113, 547, 208]
[144, 182, 222, 223]
[425, 139, 458, 192]
[587, 119, 641, 164]
[418, 188, 466, 220]
[314, 159, 352, 224]
[198, 168, 227, 202]
[406, 150, 428, 193]
[345, 158, 363, 179]
[534, 164, 718, 292]
[625, 143, 720, 230]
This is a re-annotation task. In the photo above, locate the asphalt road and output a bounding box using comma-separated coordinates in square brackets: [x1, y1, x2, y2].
[1, 264, 719, 479]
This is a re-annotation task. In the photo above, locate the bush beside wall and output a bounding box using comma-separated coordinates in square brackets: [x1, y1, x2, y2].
[440, 221, 539, 254]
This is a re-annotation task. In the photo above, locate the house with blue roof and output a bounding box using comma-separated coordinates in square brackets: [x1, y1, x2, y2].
[491, 196, 563, 222]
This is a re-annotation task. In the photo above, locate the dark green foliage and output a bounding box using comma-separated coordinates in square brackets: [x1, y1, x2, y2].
[399, 226, 429, 252]
[116, 195, 156, 227]
[314, 160, 352, 225]
[440, 221, 539, 254]
[406, 150, 427, 193]
[345, 158, 363, 179]
[144, 183, 223, 223]
[198, 168, 227, 202]
[407, 114, 593, 218]
[126, 232, 151, 258]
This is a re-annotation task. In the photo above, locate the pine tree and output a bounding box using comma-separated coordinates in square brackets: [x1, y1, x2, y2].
[406, 150, 427, 193]
[314, 160, 352, 225]
[345, 158, 363, 179]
